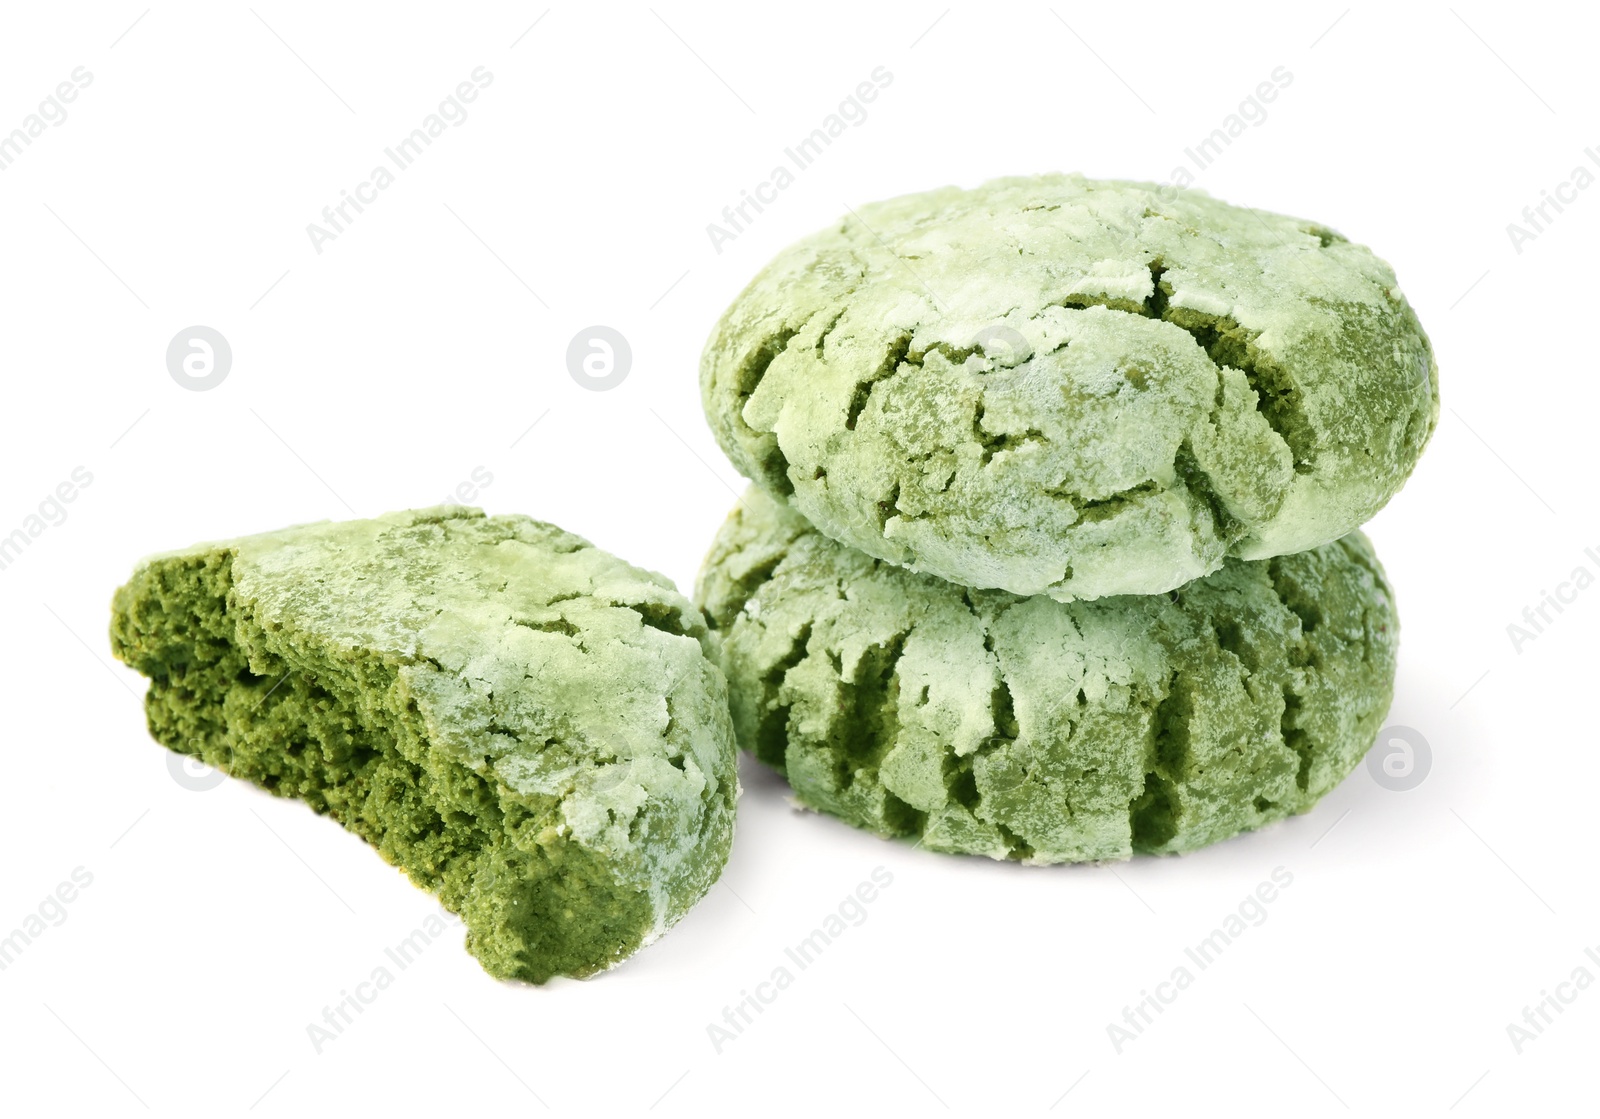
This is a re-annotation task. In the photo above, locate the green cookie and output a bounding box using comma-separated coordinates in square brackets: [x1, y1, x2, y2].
[701, 173, 1438, 600]
[697, 488, 1396, 862]
[111, 508, 737, 982]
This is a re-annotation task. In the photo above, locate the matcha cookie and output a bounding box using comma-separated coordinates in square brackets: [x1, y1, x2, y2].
[697, 488, 1395, 862]
[701, 173, 1438, 600]
[111, 508, 737, 982]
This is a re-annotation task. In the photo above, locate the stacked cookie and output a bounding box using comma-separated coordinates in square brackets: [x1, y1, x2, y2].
[695, 174, 1438, 862]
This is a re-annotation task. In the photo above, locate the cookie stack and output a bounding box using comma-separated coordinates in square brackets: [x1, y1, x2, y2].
[694, 174, 1438, 862]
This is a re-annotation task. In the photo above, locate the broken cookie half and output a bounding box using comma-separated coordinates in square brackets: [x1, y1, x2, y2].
[110, 507, 737, 983]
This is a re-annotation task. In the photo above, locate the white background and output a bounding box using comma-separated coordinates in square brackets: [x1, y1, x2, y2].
[1, 3, 1594, 1115]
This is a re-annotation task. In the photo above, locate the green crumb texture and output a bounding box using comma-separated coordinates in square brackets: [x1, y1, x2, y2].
[700, 172, 1439, 600]
[696, 488, 1396, 862]
[110, 507, 738, 983]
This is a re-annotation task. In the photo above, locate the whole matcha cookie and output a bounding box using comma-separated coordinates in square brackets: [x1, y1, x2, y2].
[696, 489, 1395, 862]
[111, 508, 737, 983]
[701, 173, 1438, 600]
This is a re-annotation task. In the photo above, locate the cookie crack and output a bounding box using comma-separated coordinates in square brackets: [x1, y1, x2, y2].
[1144, 259, 1170, 319]
[705, 552, 784, 632]
[1280, 683, 1314, 793]
[850, 330, 1038, 437]
[873, 480, 901, 533]
[1048, 257, 1170, 318]
[730, 324, 804, 494]
[1300, 223, 1346, 248]
[1174, 441, 1243, 546]
[835, 630, 909, 795]
[814, 309, 846, 356]
[925, 610, 1028, 857]
[512, 616, 579, 637]
[733, 325, 801, 410]
[1263, 556, 1324, 644]
[1045, 478, 1164, 524]
[846, 332, 912, 431]
[753, 621, 812, 770]
[1160, 308, 1315, 475]
[1260, 556, 1322, 791]
[1129, 670, 1186, 852]
[619, 599, 691, 637]
[972, 396, 1048, 467]
[1037, 263, 1313, 476]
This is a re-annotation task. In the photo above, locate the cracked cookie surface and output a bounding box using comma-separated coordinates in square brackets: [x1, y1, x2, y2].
[110, 507, 737, 982]
[701, 173, 1439, 600]
[696, 488, 1395, 862]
